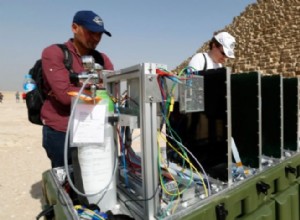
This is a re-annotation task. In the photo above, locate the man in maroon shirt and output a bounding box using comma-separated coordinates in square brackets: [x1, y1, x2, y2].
[41, 10, 114, 168]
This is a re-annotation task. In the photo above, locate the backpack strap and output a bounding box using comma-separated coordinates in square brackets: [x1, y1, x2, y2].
[56, 44, 73, 71]
[202, 53, 207, 71]
[55, 44, 79, 84]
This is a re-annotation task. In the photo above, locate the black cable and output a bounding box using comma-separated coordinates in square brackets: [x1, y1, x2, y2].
[36, 205, 54, 220]
[124, 184, 160, 204]
[118, 184, 160, 218]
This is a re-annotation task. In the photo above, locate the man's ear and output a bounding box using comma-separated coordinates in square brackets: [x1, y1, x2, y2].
[72, 23, 79, 34]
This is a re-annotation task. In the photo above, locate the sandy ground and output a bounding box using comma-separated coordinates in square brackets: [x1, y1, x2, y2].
[0, 91, 163, 219]
[0, 91, 50, 219]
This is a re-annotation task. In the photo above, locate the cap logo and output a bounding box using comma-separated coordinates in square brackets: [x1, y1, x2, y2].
[93, 16, 103, 26]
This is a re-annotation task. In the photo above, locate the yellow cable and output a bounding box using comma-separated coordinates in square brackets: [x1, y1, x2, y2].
[158, 132, 194, 197]
[159, 133, 208, 197]
[158, 138, 179, 196]
[74, 205, 105, 220]
[158, 138, 181, 214]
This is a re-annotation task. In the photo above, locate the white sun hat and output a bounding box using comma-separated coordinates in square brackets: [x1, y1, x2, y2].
[214, 32, 236, 58]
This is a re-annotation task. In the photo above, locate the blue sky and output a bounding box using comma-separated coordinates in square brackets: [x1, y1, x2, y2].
[0, 0, 256, 91]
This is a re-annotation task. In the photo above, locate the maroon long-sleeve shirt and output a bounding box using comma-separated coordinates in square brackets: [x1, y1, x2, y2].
[41, 39, 114, 132]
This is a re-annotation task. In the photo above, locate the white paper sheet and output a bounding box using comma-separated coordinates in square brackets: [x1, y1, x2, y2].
[72, 103, 106, 144]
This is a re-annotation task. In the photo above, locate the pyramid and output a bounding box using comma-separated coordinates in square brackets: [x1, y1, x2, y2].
[175, 0, 300, 76]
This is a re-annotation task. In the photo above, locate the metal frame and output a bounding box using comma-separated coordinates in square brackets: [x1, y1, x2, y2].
[104, 64, 236, 219]
[280, 75, 284, 159]
[226, 67, 233, 186]
[105, 63, 166, 220]
[298, 77, 300, 152]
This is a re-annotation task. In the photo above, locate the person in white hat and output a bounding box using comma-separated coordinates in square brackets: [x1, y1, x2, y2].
[188, 31, 236, 71]
[181, 32, 236, 153]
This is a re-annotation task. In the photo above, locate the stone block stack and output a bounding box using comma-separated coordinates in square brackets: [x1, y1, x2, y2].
[175, 0, 300, 76]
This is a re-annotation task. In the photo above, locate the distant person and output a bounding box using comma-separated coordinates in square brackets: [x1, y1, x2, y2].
[15, 91, 20, 103]
[186, 32, 236, 142]
[0, 92, 3, 103]
[41, 10, 114, 168]
[188, 31, 236, 71]
[22, 92, 26, 103]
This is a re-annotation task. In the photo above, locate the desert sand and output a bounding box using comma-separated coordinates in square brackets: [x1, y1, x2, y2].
[0, 91, 50, 219]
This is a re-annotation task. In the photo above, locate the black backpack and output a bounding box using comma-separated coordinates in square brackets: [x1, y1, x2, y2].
[26, 44, 104, 125]
[26, 44, 72, 125]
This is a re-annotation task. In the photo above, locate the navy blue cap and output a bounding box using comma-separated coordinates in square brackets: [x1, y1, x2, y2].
[73, 10, 111, 37]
